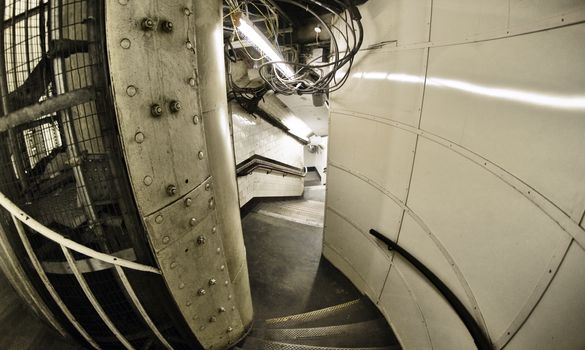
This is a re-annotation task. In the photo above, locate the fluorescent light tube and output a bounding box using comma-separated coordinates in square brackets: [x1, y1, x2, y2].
[235, 15, 295, 78]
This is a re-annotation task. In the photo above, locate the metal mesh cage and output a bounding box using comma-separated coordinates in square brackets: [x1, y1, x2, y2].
[0, 1, 196, 349]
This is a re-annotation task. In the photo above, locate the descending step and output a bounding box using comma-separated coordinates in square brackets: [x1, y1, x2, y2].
[239, 337, 400, 350]
[258, 299, 378, 329]
[254, 320, 396, 348]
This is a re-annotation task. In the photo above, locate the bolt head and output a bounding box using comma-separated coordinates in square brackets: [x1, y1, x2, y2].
[162, 21, 174, 32]
[193, 115, 200, 124]
[151, 104, 163, 117]
[189, 78, 196, 86]
[189, 217, 197, 226]
[162, 236, 170, 244]
[184, 197, 193, 207]
[219, 307, 226, 313]
[142, 18, 155, 31]
[198, 151, 204, 160]
[170, 100, 182, 113]
[186, 41, 193, 49]
[227, 327, 233, 333]
[197, 235, 206, 245]
[166, 185, 177, 196]
[135, 132, 145, 143]
[208, 278, 217, 286]
[205, 183, 211, 191]
[197, 288, 206, 296]
[155, 215, 164, 224]
[208, 198, 215, 209]
[209, 316, 217, 323]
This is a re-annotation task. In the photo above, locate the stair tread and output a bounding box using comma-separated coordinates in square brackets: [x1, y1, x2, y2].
[240, 337, 400, 350]
[261, 299, 379, 329]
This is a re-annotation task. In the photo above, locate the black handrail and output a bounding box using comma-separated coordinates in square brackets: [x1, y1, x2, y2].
[236, 154, 305, 178]
[369, 229, 492, 350]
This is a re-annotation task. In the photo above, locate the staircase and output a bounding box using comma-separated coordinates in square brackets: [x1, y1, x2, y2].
[237, 298, 400, 350]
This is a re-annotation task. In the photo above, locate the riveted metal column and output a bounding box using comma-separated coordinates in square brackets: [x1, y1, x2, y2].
[105, 1, 250, 348]
[191, 0, 254, 330]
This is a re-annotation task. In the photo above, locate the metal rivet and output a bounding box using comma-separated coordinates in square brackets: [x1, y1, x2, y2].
[208, 198, 215, 209]
[193, 115, 200, 124]
[200, 325, 205, 330]
[155, 215, 164, 224]
[186, 301, 192, 306]
[220, 265, 225, 271]
[166, 185, 177, 196]
[162, 21, 174, 32]
[151, 104, 163, 117]
[205, 183, 211, 191]
[189, 217, 197, 226]
[179, 282, 185, 289]
[186, 41, 193, 49]
[227, 327, 233, 333]
[198, 151, 204, 160]
[143, 176, 153, 186]
[232, 306, 235, 311]
[170, 100, 182, 113]
[162, 236, 170, 244]
[170, 262, 177, 269]
[197, 288, 206, 296]
[135, 132, 145, 143]
[219, 307, 226, 313]
[142, 18, 155, 31]
[212, 226, 217, 234]
[183, 8, 192, 16]
[120, 38, 131, 49]
[126, 85, 137, 97]
[188, 78, 196, 87]
[208, 278, 216, 286]
[209, 316, 217, 323]
[216, 247, 221, 254]
[184, 197, 192, 207]
[228, 294, 232, 300]
[197, 235, 206, 245]
[224, 280, 229, 286]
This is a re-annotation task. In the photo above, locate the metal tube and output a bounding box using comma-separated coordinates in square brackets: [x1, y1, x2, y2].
[114, 265, 174, 350]
[192, 0, 254, 328]
[0, 190, 160, 274]
[0, 87, 95, 132]
[11, 215, 101, 350]
[61, 246, 135, 350]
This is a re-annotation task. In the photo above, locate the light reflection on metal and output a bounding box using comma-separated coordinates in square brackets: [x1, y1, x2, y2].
[351, 71, 585, 110]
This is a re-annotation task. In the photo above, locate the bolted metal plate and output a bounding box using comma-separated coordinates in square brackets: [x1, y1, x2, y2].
[105, 1, 247, 348]
[105, 0, 207, 215]
[153, 205, 245, 348]
[144, 176, 215, 252]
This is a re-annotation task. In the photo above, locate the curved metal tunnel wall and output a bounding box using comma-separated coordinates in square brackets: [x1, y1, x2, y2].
[323, 1, 585, 349]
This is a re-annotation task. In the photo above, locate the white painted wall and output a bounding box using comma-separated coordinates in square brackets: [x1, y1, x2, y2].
[324, 1, 585, 349]
[304, 136, 328, 185]
[231, 103, 304, 206]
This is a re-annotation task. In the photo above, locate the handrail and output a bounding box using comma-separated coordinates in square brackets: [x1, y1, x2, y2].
[236, 154, 305, 178]
[369, 229, 493, 350]
[0, 191, 160, 274]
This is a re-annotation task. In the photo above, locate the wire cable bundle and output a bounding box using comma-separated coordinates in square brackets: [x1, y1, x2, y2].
[225, 0, 363, 96]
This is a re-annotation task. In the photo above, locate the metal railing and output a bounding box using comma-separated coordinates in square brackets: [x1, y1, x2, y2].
[369, 228, 493, 350]
[0, 190, 174, 350]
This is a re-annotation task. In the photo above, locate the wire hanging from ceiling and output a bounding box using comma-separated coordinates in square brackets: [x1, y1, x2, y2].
[225, 0, 363, 96]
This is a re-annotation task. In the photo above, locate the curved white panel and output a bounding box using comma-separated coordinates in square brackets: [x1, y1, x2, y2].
[408, 138, 570, 338]
[329, 112, 417, 202]
[331, 49, 427, 127]
[504, 242, 585, 350]
[421, 24, 585, 221]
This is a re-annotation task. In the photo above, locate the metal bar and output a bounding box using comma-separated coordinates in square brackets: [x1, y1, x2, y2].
[0, 222, 68, 338]
[114, 265, 174, 350]
[0, 87, 95, 132]
[61, 246, 135, 350]
[0, 190, 160, 274]
[369, 228, 493, 350]
[10, 215, 101, 349]
[42, 248, 137, 274]
[52, 2, 108, 250]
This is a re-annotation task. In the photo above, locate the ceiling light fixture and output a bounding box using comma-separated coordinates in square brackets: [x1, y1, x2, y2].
[234, 14, 295, 78]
